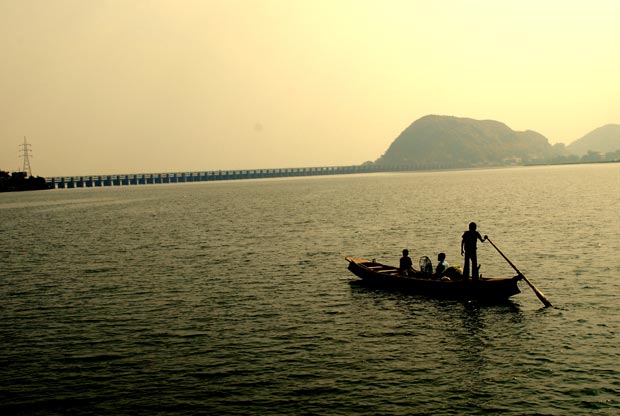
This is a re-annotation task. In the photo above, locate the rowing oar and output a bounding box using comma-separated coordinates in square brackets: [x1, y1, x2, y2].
[484, 236, 552, 308]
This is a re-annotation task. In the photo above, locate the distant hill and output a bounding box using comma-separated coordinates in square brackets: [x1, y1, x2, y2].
[566, 124, 620, 156]
[375, 115, 556, 167]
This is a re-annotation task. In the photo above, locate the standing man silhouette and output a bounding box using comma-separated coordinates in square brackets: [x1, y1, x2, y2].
[461, 222, 484, 280]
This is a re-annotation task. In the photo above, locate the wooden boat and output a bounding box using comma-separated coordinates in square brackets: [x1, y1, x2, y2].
[345, 256, 521, 301]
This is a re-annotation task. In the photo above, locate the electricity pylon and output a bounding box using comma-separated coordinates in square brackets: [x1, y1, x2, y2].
[19, 137, 33, 176]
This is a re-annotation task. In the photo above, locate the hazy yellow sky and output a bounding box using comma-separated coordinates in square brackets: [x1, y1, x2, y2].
[1, 0, 618, 176]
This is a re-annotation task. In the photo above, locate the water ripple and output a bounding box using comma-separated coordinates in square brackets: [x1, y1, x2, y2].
[2, 166, 620, 415]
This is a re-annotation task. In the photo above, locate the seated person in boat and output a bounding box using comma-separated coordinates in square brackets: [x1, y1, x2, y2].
[399, 249, 414, 276]
[435, 253, 449, 277]
[419, 256, 433, 274]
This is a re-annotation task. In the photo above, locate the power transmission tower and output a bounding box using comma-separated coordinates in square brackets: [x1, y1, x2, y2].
[19, 137, 33, 176]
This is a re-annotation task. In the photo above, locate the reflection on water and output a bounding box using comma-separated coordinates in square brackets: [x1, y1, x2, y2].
[1, 164, 620, 415]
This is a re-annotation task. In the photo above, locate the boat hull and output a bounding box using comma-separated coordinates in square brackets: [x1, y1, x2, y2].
[346, 257, 520, 301]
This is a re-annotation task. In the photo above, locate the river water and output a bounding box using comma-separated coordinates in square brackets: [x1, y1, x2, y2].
[1, 164, 619, 415]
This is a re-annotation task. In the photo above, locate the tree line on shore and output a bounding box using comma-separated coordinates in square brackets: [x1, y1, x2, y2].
[0, 171, 49, 192]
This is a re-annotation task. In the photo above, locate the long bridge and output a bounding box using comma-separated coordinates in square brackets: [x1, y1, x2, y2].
[44, 164, 385, 189]
[45, 162, 464, 189]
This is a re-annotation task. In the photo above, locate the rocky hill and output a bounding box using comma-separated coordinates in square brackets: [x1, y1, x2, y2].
[566, 124, 620, 156]
[375, 115, 556, 167]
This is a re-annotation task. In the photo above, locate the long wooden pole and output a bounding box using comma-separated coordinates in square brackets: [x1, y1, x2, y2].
[485, 236, 552, 308]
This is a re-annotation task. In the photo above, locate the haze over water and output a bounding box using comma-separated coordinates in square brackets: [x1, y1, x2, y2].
[1, 163, 619, 415]
[2, 1, 619, 176]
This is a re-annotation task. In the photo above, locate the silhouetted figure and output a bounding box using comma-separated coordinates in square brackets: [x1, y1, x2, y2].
[435, 252, 449, 277]
[418, 256, 433, 274]
[399, 249, 413, 276]
[461, 222, 484, 280]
